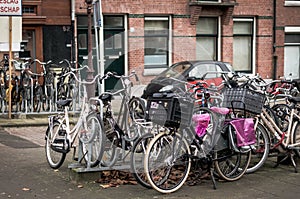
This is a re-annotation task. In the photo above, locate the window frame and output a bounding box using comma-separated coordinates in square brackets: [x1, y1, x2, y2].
[22, 5, 37, 16]
[196, 17, 219, 61]
[284, 27, 300, 79]
[232, 18, 256, 74]
[143, 16, 171, 73]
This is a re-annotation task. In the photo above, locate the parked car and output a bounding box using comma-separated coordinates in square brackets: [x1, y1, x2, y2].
[141, 60, 234, 98]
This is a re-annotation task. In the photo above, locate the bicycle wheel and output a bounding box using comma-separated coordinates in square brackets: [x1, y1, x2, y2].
[0, 87, 3, 112]
[130, 133, 154, 189]
[129, 96, 147, 121]
[292, 121, 300, 157]
[45, 120, 67, 169]
[26, 87, 33, 112]
[100, 116, 118, 167]
[272, 103, 291, 132]
[144, 131, 191, 194]
[214, 124, 251, 181]
[11, 86, 19, 112]
[33, 86, 43, 112]
[246, 122, 270, 174]
[80, 113, 105, 167]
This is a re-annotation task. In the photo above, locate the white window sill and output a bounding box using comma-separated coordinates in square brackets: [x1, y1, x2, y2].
[285, 1, 300, 6]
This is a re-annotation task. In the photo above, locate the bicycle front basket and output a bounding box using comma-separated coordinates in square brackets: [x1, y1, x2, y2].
[147, 93, 194, 128]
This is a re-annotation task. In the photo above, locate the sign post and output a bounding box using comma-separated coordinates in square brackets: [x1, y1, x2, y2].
[1, 0, 22, 119]
[8, 16, 12, 118]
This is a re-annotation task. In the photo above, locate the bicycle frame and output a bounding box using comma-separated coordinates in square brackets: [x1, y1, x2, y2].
[49, 79, 102, 150]
[259, 106, 300, 149]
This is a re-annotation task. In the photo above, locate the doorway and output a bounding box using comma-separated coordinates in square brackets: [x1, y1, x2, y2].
[103, 16, 125, 91]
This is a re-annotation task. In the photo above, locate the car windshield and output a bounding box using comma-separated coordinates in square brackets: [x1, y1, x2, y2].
[161, 62, 192, 79]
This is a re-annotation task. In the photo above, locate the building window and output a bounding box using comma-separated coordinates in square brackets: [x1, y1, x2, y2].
[196, 17, 218, 60]
[144, 17, 169, 68]
[233, 19, 254, 72]
[285, 0, 300, 6]
[284, 27, 300, 79]
[22, 6, 36, 15]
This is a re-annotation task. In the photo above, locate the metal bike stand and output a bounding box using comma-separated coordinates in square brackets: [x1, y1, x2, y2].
[68, 140, 132, 173]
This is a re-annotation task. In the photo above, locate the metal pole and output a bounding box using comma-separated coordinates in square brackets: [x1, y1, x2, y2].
[8, 16, 12, 119]
[93, 1, 100, 95]
[98, 0, 105, 93]
[93, 0, 104, 94]
[85, 0, 95, 98]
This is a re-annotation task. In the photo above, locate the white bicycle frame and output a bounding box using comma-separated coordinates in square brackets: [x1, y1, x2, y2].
[48, 72, 103, 160]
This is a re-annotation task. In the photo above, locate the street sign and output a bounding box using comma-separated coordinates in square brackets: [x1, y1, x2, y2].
[0, 0, 22, 16]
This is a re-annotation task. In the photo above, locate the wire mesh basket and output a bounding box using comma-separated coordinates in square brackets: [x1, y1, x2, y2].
[146, 93, 194, 128]
[222, 87, 266, 114]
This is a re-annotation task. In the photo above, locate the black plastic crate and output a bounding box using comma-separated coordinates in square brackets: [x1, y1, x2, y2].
[222, 88, 265, 114]
[147, 93, 194, 127]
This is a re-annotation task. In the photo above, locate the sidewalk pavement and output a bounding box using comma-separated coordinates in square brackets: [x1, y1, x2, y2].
[1, 113, 300, 198]
[0, 113, 49, 128]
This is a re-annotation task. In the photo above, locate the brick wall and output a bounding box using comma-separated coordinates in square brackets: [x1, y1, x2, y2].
[74, 0, 300, 81]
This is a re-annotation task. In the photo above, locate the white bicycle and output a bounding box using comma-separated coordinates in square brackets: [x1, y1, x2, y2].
[45, 71, 106, 169]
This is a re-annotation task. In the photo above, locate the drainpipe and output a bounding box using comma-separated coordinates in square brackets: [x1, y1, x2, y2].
[272, 0, 277, 80]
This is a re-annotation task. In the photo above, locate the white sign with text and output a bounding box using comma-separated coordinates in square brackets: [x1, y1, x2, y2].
[0, 0, 22, 16]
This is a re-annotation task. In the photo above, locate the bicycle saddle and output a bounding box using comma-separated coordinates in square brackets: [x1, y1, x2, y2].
[56, 99, 73, 107]
[99, 93, 112, 101]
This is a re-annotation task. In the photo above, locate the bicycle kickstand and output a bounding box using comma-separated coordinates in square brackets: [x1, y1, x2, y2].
[210, 167, 217, 190]
[290, 153, 298, 173]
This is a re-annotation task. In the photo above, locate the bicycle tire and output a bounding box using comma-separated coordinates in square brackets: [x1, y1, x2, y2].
[214, 124, 251, 181]
[144, 131, 191, 194]
[272, 103, 291, 132]
[33, 86, 43, 112]
[292, 121, 300, 158]
[130, 133, 154, 189]
[80, 113, 105, 167]
[246, 122, 270, 174]
[42, 86, 50, 111]
[45, 120, 67, 169]
[11, 86, 19, 112]
[100, 116, 118, 167]
[0, 85, 5, 112]
[129, 96, 147, 121]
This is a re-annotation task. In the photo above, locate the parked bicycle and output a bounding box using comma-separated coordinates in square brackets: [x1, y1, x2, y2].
[93, 71, 147, 168]
[45, 71, 105, 169]
[239, 76, 300, 173]
[143, 73, 253, 193]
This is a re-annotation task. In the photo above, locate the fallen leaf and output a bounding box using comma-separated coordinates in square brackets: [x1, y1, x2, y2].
[100, 184, 111, 189]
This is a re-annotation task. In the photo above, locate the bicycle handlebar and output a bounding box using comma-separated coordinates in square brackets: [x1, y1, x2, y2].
[70, 65, 89, 72]
[105, 70, 139, 81]
[63, 71, 105, 85]
[33, 59, 52, 66]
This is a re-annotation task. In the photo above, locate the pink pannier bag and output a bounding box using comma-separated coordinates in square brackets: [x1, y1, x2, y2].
[192, 113, 210, 137]
[229, 118, 256, 147]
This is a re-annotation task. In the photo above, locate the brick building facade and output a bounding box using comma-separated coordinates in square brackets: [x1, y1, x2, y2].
[2, 0, 299, 85]
[75, 0, 300, 84]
